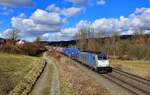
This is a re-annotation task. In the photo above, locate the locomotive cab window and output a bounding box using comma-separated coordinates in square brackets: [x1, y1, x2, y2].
[97, 54, 107, 60]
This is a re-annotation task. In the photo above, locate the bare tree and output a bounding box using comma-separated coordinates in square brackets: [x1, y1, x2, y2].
[110, 30, 120, 57]
[5, 28, 20, 41]
[133, 28, 145, 45]
[75, 31, 86, 51]
[75, 26, 102, 51]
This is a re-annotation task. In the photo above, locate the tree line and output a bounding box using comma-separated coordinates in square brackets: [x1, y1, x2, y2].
[74, 27, 150, 60]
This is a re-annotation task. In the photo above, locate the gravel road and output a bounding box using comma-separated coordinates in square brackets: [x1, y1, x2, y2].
[30, 60, 49, 95]
[49, 59, 60, 95]
[30, 53, 60, 95]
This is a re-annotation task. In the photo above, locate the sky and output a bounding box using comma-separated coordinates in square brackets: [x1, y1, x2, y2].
[0, 0, 150, 41]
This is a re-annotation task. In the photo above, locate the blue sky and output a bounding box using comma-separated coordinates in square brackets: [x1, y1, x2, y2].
[0, 0, 150, 41]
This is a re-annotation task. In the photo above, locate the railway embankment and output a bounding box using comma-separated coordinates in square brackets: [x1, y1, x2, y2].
[47, 51, 111, 95]
[48, 50, 150, 95]
[9, 59, 46, 95]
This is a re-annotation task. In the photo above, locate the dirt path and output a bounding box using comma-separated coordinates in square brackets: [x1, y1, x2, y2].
[30, 61, 49, 95]
[30, 53, 60, 95]
[50, 60, 60, 95]
[45, 53, 60, 95]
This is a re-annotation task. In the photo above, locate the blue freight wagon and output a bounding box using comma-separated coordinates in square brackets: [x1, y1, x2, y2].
[63, 48, 79, 59]
[78, 52, 96, 68]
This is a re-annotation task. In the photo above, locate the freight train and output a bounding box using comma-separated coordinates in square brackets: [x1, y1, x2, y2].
[56, 47, 112, 73]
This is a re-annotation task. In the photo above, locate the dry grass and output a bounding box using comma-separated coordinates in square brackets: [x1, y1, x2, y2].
[48, 51, 111, 95]
[0, 53, 44, 95]
[110, 60, 150, 79]
[9, 59, 45, 95]
[0, 53, 37, 95]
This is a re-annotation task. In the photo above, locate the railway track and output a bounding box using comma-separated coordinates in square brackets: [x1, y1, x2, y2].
[102, 69, 150, 95]
[68, 56, 150, 95]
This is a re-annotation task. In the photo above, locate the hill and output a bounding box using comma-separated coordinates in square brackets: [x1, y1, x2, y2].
[40, 40, 76, 47]
[40, 34, 150, 47]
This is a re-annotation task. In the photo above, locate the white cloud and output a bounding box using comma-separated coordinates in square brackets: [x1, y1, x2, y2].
[3, 28, 11, 34]
[41, 21, 91, 41]
[61, 28, 77, 35]
[145, 30, 150, 34]
[76, 20, 90, 30]
[3, 6, 150, 41]
[130, 8, 150, 30]
[12, 17, 62, 36]
[135, 7, 147, 14]
[15, 7, 150, 41]
[121, 29, 134, 35]
[65, 0, 107, 7]
[92, 18, 118, 34]
[0, 0, 34, 7]
[18, 13, 26, 18]
[61, 7, 82, 17]
[11, 9, 65, 38]
[65, 0, 89, 7]
[41, 28, 78, 41]
[0, 0, 33, 16]
[41, 7, 150, 41]
[46, 4, 60, 13]
[97, 0, 106, 5]
[0, 6, 14, 16]
[62, 7, 150, 39]
[31, 9, 63, 25]
[2, 3, 83, 41]
[0, 33, 2, 37]
[41, 32, 68, 41]
[46, 4, 82, 17]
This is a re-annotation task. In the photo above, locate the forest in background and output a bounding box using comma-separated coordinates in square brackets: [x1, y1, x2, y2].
[75, 27, 150, 60]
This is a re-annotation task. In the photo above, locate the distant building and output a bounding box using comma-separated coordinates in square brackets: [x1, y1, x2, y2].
[16, 40, 25, 45]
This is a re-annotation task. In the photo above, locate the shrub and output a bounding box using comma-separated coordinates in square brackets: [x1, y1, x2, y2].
[0, 43, 46, 56]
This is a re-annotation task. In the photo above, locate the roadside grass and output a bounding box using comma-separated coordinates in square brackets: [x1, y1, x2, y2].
[0, 53, 43, 95]
[110, 60, 150, 79]
[56, 59, 75, 95]
[41, 63, 53, 95]
[48, 51, 111, 95]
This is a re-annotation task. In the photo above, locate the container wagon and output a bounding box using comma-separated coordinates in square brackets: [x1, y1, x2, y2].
[63, 48, 79, 59]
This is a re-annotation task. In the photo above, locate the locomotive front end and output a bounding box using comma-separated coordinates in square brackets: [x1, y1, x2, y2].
[96, 53, 112, 73]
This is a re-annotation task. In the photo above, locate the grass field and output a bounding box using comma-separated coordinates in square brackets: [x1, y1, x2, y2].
[0, 53, 40, 95]
[110, 60, 150, 79]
